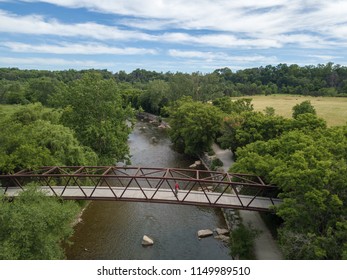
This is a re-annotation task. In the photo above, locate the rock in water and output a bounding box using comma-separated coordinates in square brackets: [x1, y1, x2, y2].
[215, 235, 230, 243]
[197, 229, 213, 238]
[215, 228, 229, 235]
[142, 235, 154, 246]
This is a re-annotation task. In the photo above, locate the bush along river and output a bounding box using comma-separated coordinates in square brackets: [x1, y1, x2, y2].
[65, 120, 232, 260]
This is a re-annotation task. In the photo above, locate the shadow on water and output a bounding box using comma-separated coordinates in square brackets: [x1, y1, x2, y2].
[65, 121, 231, 260]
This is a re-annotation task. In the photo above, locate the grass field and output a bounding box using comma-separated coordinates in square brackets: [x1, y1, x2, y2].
[238, 95, 347, 127]
[1, 96, 347, 126]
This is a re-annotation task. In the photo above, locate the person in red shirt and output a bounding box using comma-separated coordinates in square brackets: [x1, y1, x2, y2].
[175, 182, 180, 196]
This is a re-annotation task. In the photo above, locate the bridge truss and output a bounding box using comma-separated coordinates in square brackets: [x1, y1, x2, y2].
[0, 166, 281, 212]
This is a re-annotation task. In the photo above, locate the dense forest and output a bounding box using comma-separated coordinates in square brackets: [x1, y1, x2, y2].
[1, 62, 347, 114]
[0, 63, 346, 260]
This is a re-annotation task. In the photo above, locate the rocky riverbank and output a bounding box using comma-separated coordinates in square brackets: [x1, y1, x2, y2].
[200, 143, 283, 260]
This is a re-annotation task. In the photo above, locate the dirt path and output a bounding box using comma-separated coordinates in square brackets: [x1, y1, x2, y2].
[212, 144, 283, 260]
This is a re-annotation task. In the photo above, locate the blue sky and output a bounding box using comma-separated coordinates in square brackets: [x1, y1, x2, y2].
[0, 0, 346, 73]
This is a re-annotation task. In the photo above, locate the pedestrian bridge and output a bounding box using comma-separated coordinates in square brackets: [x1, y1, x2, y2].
[0, 166, 281, 212]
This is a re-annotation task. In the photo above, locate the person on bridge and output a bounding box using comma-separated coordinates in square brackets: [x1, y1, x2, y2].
[175, 182, 180, 196]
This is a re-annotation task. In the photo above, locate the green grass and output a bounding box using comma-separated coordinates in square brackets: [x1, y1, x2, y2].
[237, 95, 347, 127]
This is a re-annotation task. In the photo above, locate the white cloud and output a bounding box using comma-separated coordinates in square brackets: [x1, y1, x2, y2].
[168, 49, 278, 65]
[20, 1, 293, 35]
[0, 9, 283, 49]
[2, 3, 346, 50]
[307, 54, 342, 61]
[0, 9, 153, 41]
[20, 0, 347, 36]
[162, 33, 282, 49]
[1, 1, 347, 72]
[2, 41, 158, 55]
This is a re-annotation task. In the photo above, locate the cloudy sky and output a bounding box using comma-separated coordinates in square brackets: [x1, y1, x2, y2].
[0, 0, 346, 73]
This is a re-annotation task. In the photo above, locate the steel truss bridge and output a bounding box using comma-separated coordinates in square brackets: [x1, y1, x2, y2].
[0, 166, 281, 212]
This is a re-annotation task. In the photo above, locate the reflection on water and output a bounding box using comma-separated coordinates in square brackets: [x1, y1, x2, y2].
[65, 121, 231, 260]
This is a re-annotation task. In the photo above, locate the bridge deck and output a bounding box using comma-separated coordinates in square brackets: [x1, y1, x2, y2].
[2, 186, 281, 211]
[0, 166, 281, 212]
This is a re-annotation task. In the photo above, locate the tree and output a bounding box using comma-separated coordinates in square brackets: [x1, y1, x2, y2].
[61, 72, 134, 164]
[264, 106, 275, 116]
[218, 111, 290, 153]
[139, 80, 170, 114]
[231, 127, 347, 259]
[292, 100, 316, 118]
[0, 103, 97, 173]
[0, 187, 79, 259]
[24, 77, 67, 106]
[166, 97, 223, 156]
[168, 73, 196, 101]
[230, 223, 259, 259]
[0, 81, 26, 104]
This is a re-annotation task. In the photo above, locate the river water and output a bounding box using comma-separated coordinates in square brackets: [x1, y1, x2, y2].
[65, 121, 231, 260]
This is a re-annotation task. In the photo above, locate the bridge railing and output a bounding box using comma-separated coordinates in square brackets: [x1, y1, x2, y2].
[0, 166, 280, 211]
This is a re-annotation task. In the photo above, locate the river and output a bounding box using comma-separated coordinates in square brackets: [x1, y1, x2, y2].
[65, 121, 231, 260]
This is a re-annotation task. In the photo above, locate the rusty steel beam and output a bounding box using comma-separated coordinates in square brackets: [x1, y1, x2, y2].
[0, 166, 280, 212]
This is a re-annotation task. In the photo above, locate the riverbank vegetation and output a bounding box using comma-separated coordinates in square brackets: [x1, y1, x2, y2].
[0, 63, 346, 259]
[0, 71, 134, 259]
[229, 223, 259, 260]
[0, 187, 79, 260]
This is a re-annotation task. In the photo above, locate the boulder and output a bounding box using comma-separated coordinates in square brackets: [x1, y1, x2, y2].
[142, 235, 154, 246]
[189, 160, 203, 169]
[197, 229, 213, 238]
[215, 235, 230, 243]
[215, 228, 229, 235]
[194, 160, 202, 166]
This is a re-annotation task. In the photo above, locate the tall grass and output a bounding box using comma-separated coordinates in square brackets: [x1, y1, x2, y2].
[238, 95, 347, 126]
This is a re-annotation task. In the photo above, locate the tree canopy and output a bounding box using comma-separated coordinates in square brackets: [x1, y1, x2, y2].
[0, 103, 97, 173]
[0, 187, 79, 259]
[166, 97, 223, 156]
[231, 127, 347, 259]
[60, 72, 134, 164]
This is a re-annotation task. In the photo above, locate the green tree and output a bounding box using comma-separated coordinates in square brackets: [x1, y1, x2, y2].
[218, 111, 290, 153]
[167, 97, 223, 155]
[0, 81, 26, 104]
[212, 97, 254, 114]
[61, 72, 134, 164]
[24, 77, 67, 106]
[140, 80, 170, 114]
[231, 127, 347, 259]
[0, 187, 79, 259]
[264, 106, 275, 116]
[230, 223, 259, 260]
[0, 104, 97, 173]
[292, 100, 316, 118]
[168, 73, 196, 101]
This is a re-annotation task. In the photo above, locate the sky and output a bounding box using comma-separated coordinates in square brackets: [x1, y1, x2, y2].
[0, 0, 347, 73]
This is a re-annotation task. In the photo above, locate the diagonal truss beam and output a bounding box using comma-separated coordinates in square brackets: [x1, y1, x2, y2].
[0, 166, 280, 212]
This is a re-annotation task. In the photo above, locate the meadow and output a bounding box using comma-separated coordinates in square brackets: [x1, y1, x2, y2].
[1, 95, 347, 126]
[241, 95, 347, 126]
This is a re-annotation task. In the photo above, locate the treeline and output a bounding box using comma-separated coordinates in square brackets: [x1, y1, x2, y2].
[1, 62, 347, 114]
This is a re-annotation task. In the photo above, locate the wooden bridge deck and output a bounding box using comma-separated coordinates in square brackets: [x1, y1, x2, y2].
[2, 186, 281, 211]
